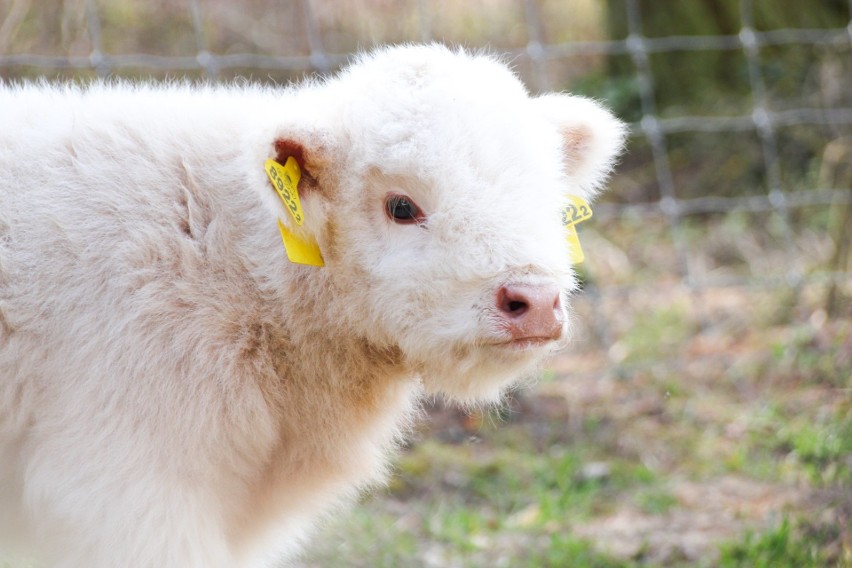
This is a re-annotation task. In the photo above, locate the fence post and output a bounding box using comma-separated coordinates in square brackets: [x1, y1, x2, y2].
[820, 137, 852, 316]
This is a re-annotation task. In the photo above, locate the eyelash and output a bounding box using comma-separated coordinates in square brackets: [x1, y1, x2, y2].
[384, 193, 425, 225]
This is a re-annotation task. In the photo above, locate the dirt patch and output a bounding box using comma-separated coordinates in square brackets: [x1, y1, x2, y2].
[573, 476, 808, 564]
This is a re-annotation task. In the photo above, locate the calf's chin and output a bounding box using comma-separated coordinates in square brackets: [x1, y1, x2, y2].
[415, 341, 558, 404]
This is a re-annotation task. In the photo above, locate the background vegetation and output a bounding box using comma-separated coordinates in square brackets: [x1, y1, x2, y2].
[1, 0, 849, 566]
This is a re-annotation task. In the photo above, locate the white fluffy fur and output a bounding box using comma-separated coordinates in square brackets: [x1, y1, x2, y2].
[0, 44, 625, 567]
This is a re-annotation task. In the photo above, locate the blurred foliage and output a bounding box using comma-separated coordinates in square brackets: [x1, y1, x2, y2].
[600, 0, 850, 116]
[576, 0, 852, 208]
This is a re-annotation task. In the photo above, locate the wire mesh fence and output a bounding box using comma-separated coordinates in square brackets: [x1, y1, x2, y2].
[1, 0, 850, 378]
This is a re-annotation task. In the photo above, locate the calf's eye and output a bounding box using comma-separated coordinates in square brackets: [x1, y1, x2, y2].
[385, 193, 424, 224]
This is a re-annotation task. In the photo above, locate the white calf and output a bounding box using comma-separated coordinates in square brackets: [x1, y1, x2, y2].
[0, 44, 625, 567]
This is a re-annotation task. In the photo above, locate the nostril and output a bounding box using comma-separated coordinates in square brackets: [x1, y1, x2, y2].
[497, 286, 532, 318]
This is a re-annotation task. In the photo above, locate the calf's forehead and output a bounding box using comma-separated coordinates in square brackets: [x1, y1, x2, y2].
[341, 88, 566, 207]
[332, 48, 563, 180]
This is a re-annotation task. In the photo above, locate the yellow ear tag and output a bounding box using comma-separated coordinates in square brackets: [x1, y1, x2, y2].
[264, 158, 324, 267]
[277, 219, 325, 266]
[561, 196, 594, 264]
[565, 225, 585, 264]
[265, 157, 307, 225]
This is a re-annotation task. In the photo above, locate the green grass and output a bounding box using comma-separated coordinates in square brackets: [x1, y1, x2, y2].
[617, 304, 695, 364]
[719, 518, 841, 568]
[633, 488, 679, 515]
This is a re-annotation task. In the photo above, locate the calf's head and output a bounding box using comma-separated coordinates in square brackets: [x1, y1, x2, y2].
[258, 45, 626, 403]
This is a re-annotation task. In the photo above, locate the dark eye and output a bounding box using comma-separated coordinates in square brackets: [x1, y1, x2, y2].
[385, 193, 424, 224]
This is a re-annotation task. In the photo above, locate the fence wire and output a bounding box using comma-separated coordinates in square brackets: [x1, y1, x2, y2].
[1, 0, 850, 377]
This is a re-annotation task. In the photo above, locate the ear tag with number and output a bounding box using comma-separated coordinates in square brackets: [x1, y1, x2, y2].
[264, 158, 324, 267]
[560, 195, 594, 264]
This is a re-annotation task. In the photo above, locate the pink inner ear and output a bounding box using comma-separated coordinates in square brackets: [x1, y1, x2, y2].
[274, 139, 318, 190]
[274, 139, 307, 171]
[561, 124, 593, 167]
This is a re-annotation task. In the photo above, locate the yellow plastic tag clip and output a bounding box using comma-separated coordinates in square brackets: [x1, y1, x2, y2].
[561, 196, 594, 264]
[264, 158, 324, 266]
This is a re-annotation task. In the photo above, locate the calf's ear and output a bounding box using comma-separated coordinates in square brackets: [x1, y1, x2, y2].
[270, 135, 331, 196]
[535, 94, 627, 199]
[259, 130, 338, 267]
